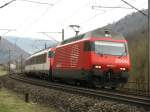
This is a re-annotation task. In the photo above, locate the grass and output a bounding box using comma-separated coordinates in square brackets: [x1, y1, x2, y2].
[0, 70, 8, 76]
[0, 88, 57, 112]
[0, 66, 8, 76]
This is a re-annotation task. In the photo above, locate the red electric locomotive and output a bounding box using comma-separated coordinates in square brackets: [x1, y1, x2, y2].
[52, 29, 131, 88]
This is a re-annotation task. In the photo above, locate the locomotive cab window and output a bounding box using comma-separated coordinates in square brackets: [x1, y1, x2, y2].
[94, 41, 127, 56]
[84, 41, 94, 51]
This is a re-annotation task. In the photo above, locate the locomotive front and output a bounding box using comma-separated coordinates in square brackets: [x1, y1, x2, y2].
[87, 30, 131, 88]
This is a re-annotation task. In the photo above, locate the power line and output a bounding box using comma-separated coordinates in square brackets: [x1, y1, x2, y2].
[62, 3, 89, 25]
[0, 0, 54, 9]
[120, 0, 147, 16]
[79, 0, 139, 26]
[0, 29, 15, 30]
[92, 6, 133, 9]
[0, 29, 16, 36]
[38, 32, 59, 43]
[1, 30, 12, 36]
[0, 0, 16, 9]
[25, 0, 62, 29]
[30, 6, 52, 25]
[38, 31, 62, 34]
[20, 0, 53, 6]
[79, 8, 109, 25]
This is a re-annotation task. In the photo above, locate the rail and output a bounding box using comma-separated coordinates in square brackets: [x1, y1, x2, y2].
[9, 74, 150, 109]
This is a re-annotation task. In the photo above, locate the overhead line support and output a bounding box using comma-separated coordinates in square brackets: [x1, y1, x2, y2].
[120, 0, 147, 16]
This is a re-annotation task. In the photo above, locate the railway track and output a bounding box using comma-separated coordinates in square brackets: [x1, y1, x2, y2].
[9, 74, 150, 109]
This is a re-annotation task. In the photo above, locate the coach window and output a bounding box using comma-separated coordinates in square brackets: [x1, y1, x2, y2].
[39, 54, 43, 64]
[44, 53, 46, 62]
[37, 55, 40, 64]
[33, 57, 36, 64]
[31, 58, 33, 65]
[39, 53, 46, 63]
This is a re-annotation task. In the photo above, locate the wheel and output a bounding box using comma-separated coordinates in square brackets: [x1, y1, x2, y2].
[88, 77, 100, 88]
[111, 86, 116, 90]
[75, 81, 80, 86]
[118, 83, 126, 89]
[101, 86, 105, 89]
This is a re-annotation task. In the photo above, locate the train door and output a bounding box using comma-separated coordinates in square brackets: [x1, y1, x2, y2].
[48, 49, 55, 80]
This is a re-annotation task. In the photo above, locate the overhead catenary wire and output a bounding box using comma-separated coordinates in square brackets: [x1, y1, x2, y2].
[19, 0, 54, 6]
[79, 5, 113, 26]
[79, 11, 105, 25]
[0, 0, 16, 9]
[0, 29, 16, 36]
[0, 0, 56, 37]
[38, 32, 59, 43]
[1, 30, 13, 36]
[120, 0, 147, 16]
[23, 0, 62, 31]
[0, 0, 147, 40]
[0, 0, 54, 9]
[79, 0, 141, 26]
[92, 6, 133, 9]
[62, 2, 90, 25]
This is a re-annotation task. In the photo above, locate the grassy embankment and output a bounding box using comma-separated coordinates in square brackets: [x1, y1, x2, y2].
[0, 66, 8, 76]
[0, 88, 57, 112]
[0, 66, 57, 112]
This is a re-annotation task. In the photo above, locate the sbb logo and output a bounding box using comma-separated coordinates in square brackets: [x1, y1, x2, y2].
[115, 59, 128, 63]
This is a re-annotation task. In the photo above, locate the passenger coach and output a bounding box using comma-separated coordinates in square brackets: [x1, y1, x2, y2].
[25, 47, 55, 78]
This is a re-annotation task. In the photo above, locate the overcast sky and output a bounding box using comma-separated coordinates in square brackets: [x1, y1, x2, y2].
[0, 0, 148, 41]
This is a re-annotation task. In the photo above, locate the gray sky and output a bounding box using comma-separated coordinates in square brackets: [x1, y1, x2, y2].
[0, 0, 148, 41]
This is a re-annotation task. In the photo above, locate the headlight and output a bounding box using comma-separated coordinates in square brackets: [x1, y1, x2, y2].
[94, 65, 101, 69]
[120, 68, 126, 71]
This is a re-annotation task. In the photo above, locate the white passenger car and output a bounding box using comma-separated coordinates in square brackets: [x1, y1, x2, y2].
[25, 48, 50, 76]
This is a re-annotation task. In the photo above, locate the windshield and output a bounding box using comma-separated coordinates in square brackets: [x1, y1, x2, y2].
[94, 41, 127, 56]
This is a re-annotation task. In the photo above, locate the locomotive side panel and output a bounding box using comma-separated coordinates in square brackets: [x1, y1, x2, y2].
[53, 42, 90, 80]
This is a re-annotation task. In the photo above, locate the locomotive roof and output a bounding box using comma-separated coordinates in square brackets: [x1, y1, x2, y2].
[61, 28, 125, 45]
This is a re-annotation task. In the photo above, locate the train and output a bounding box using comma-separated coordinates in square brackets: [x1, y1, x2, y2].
[25, 28, 131, 89]
[25, 47, 55, 79]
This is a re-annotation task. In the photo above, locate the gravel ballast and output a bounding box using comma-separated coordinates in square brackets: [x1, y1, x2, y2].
[0, 75, 147, 112]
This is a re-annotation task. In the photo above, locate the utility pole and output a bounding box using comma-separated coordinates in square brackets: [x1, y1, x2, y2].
[148, 0, 150, 95]
[45, 43, 47, 49]
[8, 49, 11, 73]
[62, 29, 64, 41]
[20, 55, 23, 73]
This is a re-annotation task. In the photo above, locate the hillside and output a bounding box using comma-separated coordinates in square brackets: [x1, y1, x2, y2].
[6, 37, 58, 54]
[0, 38, 29, 64]
[104, 9, 148, 40]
